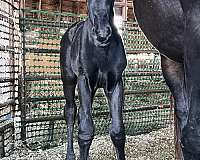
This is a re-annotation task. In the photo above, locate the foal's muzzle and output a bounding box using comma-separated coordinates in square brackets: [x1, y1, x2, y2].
[93, 26, 112, 47]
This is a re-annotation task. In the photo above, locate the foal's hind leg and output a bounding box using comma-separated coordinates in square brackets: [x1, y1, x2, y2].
[161, 55, 188, 160]
[105, 78, 126, 160]
[62, 73, 77, 160]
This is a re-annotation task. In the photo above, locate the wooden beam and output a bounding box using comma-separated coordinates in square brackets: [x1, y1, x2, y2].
[62, 0, 133, 8]
[67, 0, 86, 2]
[115, 2, 133, 8]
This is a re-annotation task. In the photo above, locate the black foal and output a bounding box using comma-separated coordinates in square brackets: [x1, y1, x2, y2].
[60, 0, 127, 159]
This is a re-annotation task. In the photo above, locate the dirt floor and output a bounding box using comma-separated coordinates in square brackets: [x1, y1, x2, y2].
[2, 127, 175, 160]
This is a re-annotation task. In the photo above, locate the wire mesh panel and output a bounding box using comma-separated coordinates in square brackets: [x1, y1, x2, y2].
[124, 53, 172, 135]
[0, 0, 20, 157]
[122, 21, 157, 53]
[19, 9, 172, 149]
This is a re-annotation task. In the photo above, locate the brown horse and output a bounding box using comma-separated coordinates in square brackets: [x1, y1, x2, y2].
[134, 0, 200, 159]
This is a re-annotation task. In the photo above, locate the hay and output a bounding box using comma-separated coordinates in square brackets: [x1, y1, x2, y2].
[2, 127, 174, 160]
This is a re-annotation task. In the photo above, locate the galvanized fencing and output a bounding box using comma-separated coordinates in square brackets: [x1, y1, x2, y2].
[0, 5, 173, 158]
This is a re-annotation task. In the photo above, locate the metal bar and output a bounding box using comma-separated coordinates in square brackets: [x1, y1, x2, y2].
[0, 46, 15, 52]
[0, 122, 14, 133]
[0, 78, 15, 83]
[26, 92, 105, 102]
[25, 115, 64, 123]
[125, 90, 169, 95]
[26, 96, 65, 102]
[25, 89, 169, 103]
[24, 71, 163, 81]
[25, 75, 61, 81]
[20, 0, 27, 143]
[48, 121, 54, 143]
[0, 132, 5, 158]
[0, 100, 15, 109]
[125, 71, 162, 77]
[94, 104, 171, 116]
[25, 48, 59, 54]
[24, 105, 171, 124]
[9, 0, 16, 123]
[126, 50, 159, 54]
[123, 104, 171, 113]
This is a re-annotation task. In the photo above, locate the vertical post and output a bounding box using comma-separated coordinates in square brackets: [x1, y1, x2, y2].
[123, 0, 128, 21]
[48, 121, 55, 143]
[38, 0, 42, 18]
[11, 1, 16, 153]
[0, 132, 5, 158]
[60, 0, 63, 13]
[19, 0, 27, 143]
[10, 0, 15, 122]
[11, 124, 14, 154]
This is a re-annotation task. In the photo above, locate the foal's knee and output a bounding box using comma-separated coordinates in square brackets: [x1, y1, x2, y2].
[78, 115, 94, 142]
[64, 102, 77, 122]
[110, 125, 125, 147]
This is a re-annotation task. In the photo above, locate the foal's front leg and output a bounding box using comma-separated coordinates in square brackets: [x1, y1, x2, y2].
[78, 76, 95, 160]
[62, 81, 77, 160]
[105, 78, 126, 160]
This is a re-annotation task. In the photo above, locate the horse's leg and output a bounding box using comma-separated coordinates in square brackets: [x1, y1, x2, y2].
[104, 78, 126, 160]
[77, 76, 95, 160]
[161, 55, 187, 160]
[179, 2, 200, 159]
[62, 75, 77, 160]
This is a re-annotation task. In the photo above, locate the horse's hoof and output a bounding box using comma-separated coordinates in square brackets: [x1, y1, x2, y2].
[66, 153, 75, 160]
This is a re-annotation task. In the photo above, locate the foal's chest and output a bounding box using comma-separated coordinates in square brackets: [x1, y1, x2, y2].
[85, 44, 125, 71]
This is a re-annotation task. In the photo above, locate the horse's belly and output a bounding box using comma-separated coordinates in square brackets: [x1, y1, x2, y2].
[134, 0, 184, 62]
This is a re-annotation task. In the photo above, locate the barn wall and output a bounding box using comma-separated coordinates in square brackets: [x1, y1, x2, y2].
[25, 0, 88, 15]
[24, 0, 134, 19]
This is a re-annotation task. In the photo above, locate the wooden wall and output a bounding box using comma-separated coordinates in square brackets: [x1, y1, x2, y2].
[25, 0, 134, 20]
[25, 0, 87, 16]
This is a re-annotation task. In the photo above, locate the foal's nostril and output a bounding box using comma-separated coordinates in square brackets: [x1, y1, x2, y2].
[97, 35, 107, 42]
[96, 27, 112, 42]
[97, 34, 107, 42]
[106, 26, 112, 36]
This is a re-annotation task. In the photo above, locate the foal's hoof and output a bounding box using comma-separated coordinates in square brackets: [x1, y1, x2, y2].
[66, 153, 75, 160]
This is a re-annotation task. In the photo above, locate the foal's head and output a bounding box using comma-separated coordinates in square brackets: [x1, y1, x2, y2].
[88, 0, 114, 47]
